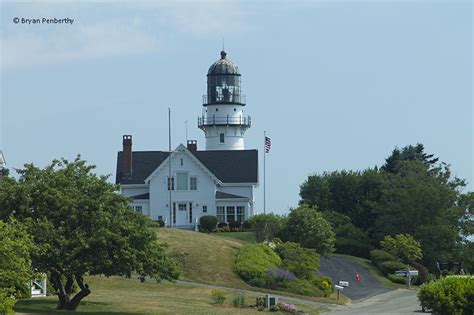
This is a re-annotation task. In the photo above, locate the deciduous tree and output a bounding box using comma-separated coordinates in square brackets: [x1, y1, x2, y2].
[0, 157, 179, 310]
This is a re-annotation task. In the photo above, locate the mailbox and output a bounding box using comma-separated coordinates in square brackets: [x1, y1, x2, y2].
[339, 281, 349, 287]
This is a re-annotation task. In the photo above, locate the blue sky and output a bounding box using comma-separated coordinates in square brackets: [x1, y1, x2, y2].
[1, 0, 472, 214]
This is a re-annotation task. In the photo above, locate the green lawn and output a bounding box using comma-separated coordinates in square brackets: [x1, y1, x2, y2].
[212, 231, 256, 243]
[15, 276, 325, 314]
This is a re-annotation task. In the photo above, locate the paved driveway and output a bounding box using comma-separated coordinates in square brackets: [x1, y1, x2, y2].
[324, 289, 422, 314]
[317, 256, 391, 301]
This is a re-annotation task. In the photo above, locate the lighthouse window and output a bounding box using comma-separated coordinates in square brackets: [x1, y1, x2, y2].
[234, 108, 236, 112]
[216, 108, 218, 112]
[220, 133, 225, 143]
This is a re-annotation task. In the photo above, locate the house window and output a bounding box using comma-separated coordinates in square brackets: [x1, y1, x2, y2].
[189, 202, 193, 224]
[167, 177, 174, 191]
[237, 206, 245, 222]
[177, 173, 188, 190]
[135, 205, 143, 213]
[173, 203, 176, 224]
[226, 206, 235, 222]
[220, 133, 225, 143]
[202, 205, 207, 213]
[178, 203, 187, 211]
[216, 206, 225, 223]
[158, 216, 163, 221]
[190, 177, 197, 190]
[180, 158, 183, 166]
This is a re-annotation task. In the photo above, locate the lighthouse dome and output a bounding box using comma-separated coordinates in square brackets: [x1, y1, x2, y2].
[207, 50, 240, 75]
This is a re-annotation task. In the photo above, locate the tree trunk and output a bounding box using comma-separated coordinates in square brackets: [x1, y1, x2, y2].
[66, 274, 91, 310]
[50, 270, 91, 311]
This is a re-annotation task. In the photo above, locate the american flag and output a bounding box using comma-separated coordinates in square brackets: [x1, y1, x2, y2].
[265, 136, 271, 153]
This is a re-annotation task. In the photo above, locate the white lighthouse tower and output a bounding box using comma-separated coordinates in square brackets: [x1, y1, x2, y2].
[198, 50, 251, 150]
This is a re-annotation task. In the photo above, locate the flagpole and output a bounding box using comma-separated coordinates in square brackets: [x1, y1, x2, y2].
[263, 131, 266, 215]
[168, 107, 172, 227]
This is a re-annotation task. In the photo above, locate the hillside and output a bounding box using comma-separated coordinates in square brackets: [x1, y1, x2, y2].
[157, 228, 252, 289]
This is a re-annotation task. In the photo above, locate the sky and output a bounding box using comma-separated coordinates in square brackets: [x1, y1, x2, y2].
[1, 0, 472, 215]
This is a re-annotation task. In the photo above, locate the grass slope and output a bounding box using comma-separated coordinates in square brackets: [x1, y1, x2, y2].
[157, 228, 346, 305]
[157, 228, 251, 288]
[15, 276, 325, 314]
[214, 231, 256, 243]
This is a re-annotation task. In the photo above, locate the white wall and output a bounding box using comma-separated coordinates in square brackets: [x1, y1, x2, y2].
[148, 149, 218, 226]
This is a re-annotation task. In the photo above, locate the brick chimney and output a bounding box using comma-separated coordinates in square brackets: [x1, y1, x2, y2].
[187, 140, 197, 152]
[122, 135, 132, 178]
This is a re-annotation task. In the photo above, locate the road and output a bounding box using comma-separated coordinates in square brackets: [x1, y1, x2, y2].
[317, 256, 391, 301]
[323, 289, 423, 314]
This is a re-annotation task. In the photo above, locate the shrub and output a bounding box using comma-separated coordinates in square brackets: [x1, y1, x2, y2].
[282, 206, 335, 256]
[0, 289, 15, 315]
[370, 249, 398, 264]
[235, 244, 282, 287]
[246, 214, 287, 243]
[149, 220, 165, 228]
[231, 295, 246, 308]
[269, 305, 279, 312]
[242, 220, 252, 230]
[336, 238, 373, 259]
[278, 302, 297, 313]
[312, 275, 333, 297]
[255, 296, 265, 308]
[380, 260, 407, 275]
[229, 221, 242, 230]
[267, 267, 297, 283]
[275, 242, 320, 280]
[410, 261, 429, 285]
[211, 290, 226, 305]
[387, 273, 407, 285]
[217, 222, 228, 228]
[282, 278, 325, 296]
[418, 276, 474, 314]
[200, 215, 218, 233]
[215, 226, 230, 233]
[380, 234, 422, 263]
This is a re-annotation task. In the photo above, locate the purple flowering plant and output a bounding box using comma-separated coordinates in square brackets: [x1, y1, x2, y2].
[268, 267, 297, 282]
[278, 302, 297, 313]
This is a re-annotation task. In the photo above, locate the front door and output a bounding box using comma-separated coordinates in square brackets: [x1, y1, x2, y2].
[176, 202, 188, 226]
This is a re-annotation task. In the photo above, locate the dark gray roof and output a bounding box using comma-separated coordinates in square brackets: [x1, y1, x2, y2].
[131, 193, 150, 200]
[116, 149, 258, 185]
[215, 191, 247, 199]
[208, 50, 240, 75]
[116, 151, 169, 185]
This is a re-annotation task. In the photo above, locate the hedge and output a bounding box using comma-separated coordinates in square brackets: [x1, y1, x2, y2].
[199, 215, 218, 233]
[380, 260, 407, 275]
[235, 244, 282, 287]
[370, 249, 397, 264]
[418, 276, 474, 315]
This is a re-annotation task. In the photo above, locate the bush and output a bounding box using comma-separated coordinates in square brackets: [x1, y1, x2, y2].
[235, 244, 282, 287]
[410, 261, 429, 285]
[231, 295, 246, 308]
[418, 276, 474, 314]
[211, 290, 226, 305]
[215, 226, 230, 233]
[282, 206, 335, 256]
[387, 273, 407, 285]
[149, 220, 165, 228]
[275, 242, 320, 280]
[269, 305, 279, 312]
[246, 214, 287, 243]
[0, 289, 15, 315]
[380, 260, 407, 275]
[370, 249, 398, 265]
[281, 279, 325, 296]
[312, 275, 333, 297]
[229, 221, 242, 230]
[336, 238, 373, 259]
[200, 215, 218, 233]
[217, 222, 228, 228]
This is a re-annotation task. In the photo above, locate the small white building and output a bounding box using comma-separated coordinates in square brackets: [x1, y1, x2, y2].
[115, 50, 258, 228]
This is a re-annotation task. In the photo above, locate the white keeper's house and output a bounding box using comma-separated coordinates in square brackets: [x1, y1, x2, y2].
[115, 50, 258, 228]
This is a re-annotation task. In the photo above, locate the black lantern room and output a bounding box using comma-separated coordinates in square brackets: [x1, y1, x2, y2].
[204, 50, 245, 106]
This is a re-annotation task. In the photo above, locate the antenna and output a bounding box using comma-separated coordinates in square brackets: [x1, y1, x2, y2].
[222, 37, 225, 51]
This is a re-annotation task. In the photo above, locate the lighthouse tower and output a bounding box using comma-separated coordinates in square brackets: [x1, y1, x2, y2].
[198, 50, 251, 150]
